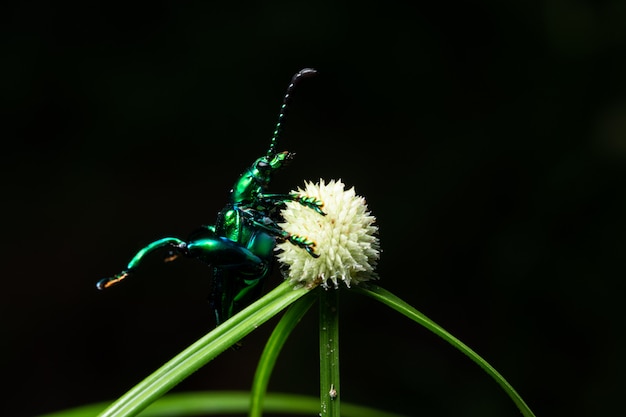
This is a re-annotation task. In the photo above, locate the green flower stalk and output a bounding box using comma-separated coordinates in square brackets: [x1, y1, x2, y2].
[277, 179, 381, 288]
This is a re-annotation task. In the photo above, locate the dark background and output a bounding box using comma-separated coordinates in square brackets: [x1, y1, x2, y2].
[2, 1, 625, 416]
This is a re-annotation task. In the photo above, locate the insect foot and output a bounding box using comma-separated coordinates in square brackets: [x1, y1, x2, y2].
[292, 194, 326, 215]
[288, 234, 320, 258]
[96, 270, 132, 290]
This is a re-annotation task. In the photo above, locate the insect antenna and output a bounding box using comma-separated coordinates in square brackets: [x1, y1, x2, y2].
[266, 68, 318, 157]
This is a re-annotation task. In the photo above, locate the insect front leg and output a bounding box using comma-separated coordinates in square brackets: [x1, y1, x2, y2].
[259, 193, 326, 216]
[239, 208, 321, 258]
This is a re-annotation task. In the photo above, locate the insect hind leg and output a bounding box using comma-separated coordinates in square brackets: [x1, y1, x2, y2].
[185, 236, 267, 273]
[97, 237, 187, 290]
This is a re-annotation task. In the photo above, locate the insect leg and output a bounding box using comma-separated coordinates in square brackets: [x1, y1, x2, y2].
[259, 193, 326, 215]
[188, 236, 269, 326]
[239, 211, 320, 258]
[186, 236, 267, 273]
[97, 237, 187, 289]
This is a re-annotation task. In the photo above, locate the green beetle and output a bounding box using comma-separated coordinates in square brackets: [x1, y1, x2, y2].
[97, 68, 324, 326]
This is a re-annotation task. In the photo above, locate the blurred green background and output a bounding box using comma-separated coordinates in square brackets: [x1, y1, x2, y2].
[2, 1, 625, 416]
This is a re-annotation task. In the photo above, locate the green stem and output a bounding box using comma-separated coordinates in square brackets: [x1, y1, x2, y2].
[97, 281, 311, 417]
[319, 288, 340, 417]
[354, 284, 536, 417]
[249, 291, 318, 417]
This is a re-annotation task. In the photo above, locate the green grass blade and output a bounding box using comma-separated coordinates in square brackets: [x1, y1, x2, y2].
[353, 284, 536, 417]
[37, 391, 410, 417]
[249, 290, 318, 417]
[96, 281, 311, 417]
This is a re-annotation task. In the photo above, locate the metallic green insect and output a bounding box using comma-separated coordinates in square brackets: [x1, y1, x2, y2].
[97, 68, 324, 326]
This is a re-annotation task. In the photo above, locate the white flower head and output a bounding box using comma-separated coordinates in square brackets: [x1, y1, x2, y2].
[276, 179, 380, 289]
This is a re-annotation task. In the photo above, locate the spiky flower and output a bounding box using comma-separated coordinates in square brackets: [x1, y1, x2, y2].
[276, 179, 380, 289]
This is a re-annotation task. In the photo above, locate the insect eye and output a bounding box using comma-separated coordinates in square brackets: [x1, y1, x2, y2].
[256, 160, 271, 172]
